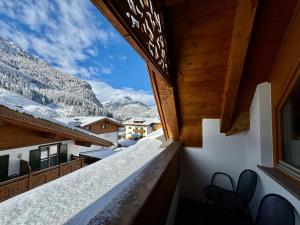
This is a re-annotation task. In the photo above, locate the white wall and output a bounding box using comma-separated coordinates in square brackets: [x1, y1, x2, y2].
[98, 132, 118, 146]
[181, 120, 247, 200]
[180, 82, 300, 224]
[0, 140, 77, 176]
[245, 83, 300, 223]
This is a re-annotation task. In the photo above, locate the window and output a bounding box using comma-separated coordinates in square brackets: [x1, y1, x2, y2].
[102, 124, 107, 129]
[40, 147, 49, 169]
[29, 144, 62, 171]
[59, 144, 68, 163]
[49, 145, 58, 167]
[87, 126, 91, 130]
[128, 126, 131, 129]
[280, 76, 300, 172]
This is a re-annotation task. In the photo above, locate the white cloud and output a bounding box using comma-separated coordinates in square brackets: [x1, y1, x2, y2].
[0, 0, 114, 78]
[87, 80, 155, 106]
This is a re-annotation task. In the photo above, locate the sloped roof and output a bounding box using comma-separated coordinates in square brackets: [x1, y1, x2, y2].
[123, 117, 161, 126]
[55, 116, 122, 127]
[0, 102, 112, 147]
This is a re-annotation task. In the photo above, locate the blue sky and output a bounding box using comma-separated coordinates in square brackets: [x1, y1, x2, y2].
[0, 0, 155, 106]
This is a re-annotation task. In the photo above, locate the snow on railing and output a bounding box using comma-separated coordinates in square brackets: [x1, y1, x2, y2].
[0, 129, 180, 225]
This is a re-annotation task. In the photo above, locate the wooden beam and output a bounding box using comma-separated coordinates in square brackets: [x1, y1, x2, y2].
[38, 132, 60, 140]
[75, 141, 91, 147]
[220, 0, 259, 133]
[148, 64, 180, 140]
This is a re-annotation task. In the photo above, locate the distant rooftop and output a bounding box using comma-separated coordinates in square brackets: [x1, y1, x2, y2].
[123, 117, 161, 126]
[0, 101, 113, 147]
[55, 116, 122, 127]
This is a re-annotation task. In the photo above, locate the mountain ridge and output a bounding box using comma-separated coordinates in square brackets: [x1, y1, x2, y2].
[0, 37, 158, 120]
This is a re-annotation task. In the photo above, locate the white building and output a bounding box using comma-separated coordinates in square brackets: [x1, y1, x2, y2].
[55, 117, 123, 147]
[123, 117, 161, 139]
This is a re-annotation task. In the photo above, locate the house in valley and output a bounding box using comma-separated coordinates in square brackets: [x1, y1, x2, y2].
[0, 103, 112, 201]
[55, 116, 123, 146]
[123, 117, 161, 139]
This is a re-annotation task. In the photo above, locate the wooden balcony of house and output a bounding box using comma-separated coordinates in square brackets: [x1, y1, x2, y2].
[0, 157, 84, 202]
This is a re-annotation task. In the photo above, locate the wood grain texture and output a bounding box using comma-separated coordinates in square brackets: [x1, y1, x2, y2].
[232, 0, 298, 134]
[149, 65, 180, 140]
[169, 0, 236, 146]
[220, 0, 259, 133]
[92, 0, 298, 147]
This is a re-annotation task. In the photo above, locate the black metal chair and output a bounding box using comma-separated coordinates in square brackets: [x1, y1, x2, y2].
[254, 194, 295, 225]
[204, 169, 258, 211]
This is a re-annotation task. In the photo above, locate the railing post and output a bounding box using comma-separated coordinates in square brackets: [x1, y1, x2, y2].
[80, 157, 84, 168]
[28, 172, 32, 190]
[59, 163, 63, 177]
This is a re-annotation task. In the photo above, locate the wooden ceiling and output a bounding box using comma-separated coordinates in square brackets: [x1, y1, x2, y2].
[93, 0, 298, 147]
[163, 0, 297, 145]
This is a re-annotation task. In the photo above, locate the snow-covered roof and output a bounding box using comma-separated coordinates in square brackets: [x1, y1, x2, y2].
[123, 117, 161, 126]
[79, 149, 117, 159]
[55, 116, 122, 127]
[0, 101, 112, 147]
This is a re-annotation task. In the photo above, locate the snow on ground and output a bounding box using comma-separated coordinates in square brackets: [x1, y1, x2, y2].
[79, 149, 117, 159]
[0, 129, 165, 225]
[0, 88, 61, 118]
[0, 92, 108, 140]
[118, 139, 138, 147]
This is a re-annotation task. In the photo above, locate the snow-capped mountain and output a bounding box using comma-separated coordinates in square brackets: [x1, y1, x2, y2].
[103, 96, 158, 121]
[0, 87, 61, 118]
[0, 37, 158, 120]
[0, 37, 111, 117]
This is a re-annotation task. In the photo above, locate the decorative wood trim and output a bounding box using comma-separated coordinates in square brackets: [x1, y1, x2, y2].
[220, 0, 259, 133]
[148, 64, 169, 140]
[148, 63, 180, 140]
[91, 0, 171, 86]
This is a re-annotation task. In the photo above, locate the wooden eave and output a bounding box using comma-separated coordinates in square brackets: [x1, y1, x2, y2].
[0, 106, 112, 147]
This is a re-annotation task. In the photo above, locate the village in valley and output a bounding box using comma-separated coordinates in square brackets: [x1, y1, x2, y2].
[0, 36, 161, 202]
[0, 99, 161, 202]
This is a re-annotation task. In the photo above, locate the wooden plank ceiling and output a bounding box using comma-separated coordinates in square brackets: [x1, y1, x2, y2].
[163, 0, 297, 146]
[92, 0, 297, 147]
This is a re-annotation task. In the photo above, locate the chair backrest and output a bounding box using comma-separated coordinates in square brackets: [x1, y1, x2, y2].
[255, 194, 295, 225]
[236, 169, 257, 205]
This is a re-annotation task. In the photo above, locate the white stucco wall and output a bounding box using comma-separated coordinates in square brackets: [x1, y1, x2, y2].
[180, 119, 247, 200]
[98, 132, 118, 146]
[245, 83, 300, 224]
[0, 140, 78, 176]
[180, 82, 300, 224]
[125, 125, 153, 139]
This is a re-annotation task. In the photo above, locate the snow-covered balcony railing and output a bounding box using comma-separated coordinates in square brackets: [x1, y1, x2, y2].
[0, 129, 181, 225]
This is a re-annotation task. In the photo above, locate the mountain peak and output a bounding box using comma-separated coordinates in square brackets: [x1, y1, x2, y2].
[0, 36, 110, 117]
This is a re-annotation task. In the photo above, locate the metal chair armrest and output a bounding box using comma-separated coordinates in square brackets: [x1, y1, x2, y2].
[211, 172, 236, 191]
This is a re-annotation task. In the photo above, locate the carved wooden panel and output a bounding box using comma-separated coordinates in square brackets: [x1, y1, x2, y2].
[104, 0, 170, 78]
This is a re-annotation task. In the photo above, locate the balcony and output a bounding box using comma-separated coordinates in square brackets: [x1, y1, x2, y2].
[0, 130, 181, 225]
[0, 157, 84, 202]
